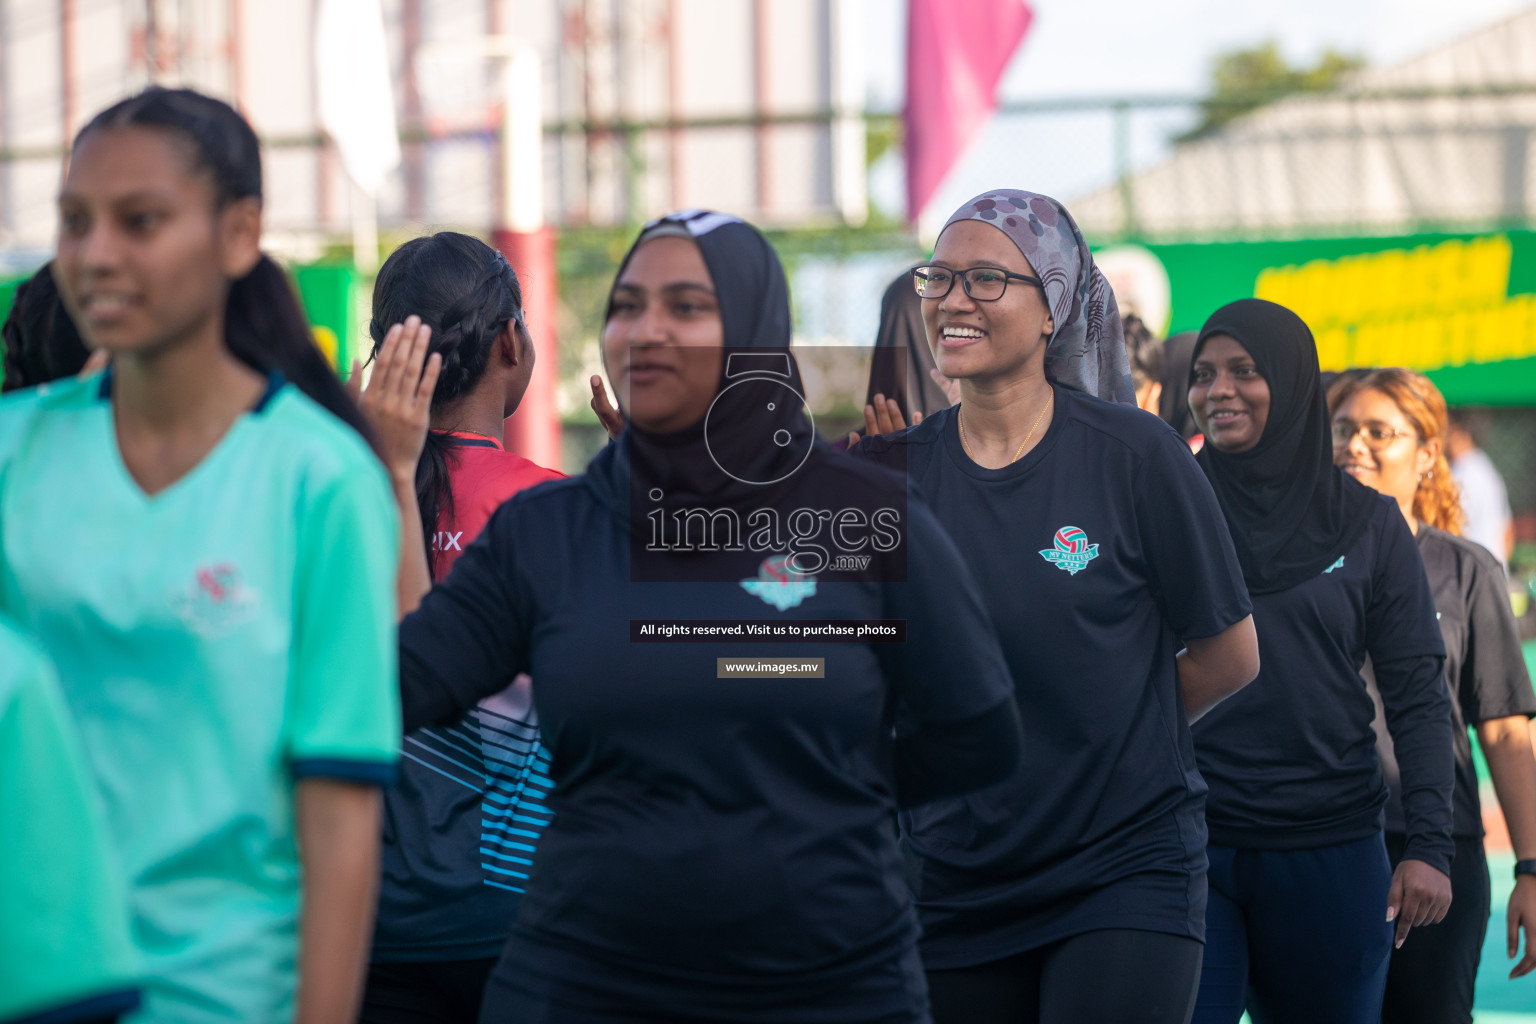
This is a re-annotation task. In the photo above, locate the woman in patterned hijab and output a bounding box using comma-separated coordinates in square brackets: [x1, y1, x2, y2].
[940, 188, 1132, 402]
[855, 188, 1133, 439]
[849, 189, 1258, 1024]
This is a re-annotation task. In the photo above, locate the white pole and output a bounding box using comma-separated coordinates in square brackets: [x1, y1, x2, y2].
[830, 0, 868, 226]
[350, 179, 379, 272]
[503, 46, 543, 233]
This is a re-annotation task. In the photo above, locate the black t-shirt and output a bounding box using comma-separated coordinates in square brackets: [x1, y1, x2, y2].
[852, 387, 1252, 968]
[1193, 496, 1455, 873]
[396, 450, 1018, 1019]
[1372, 525, 1536, 837]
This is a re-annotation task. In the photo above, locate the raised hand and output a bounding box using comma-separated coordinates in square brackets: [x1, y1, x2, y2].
[358, 315, 442, 487]
[846, 393, 922, 448]
[590, 374, 625, 438]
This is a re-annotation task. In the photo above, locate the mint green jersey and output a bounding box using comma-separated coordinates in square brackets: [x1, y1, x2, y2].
[0, 373, 400, 1023]
[0, 616, 140, 1024]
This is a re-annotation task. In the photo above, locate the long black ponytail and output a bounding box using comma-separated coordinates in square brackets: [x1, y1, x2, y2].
[71, 87, 378, 452]
[369, 232, 525, 569]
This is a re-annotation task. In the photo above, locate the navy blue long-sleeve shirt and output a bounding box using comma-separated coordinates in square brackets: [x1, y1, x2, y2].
[1193, 495, 1454, 873]
[396, 446, 1021, 1019]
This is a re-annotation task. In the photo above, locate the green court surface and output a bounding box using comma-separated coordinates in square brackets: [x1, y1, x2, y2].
[1474, 645, 1536, 1017]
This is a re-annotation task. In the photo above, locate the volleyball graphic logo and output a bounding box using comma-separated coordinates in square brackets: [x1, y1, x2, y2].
[1039, 526, 1099, 575]
[741, 556, 818, 610]
[171, 563, 260, 635]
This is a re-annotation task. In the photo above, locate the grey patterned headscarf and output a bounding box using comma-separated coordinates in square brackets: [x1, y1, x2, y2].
[941, 189, 1134, 404]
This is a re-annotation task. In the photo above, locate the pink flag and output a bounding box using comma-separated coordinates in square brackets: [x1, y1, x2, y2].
[905, 0, 1034, 224]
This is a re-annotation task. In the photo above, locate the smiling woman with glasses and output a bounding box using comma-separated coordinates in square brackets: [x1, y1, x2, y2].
[1329, 367, 1536, 1024]
[849, 189, 1259, 1024]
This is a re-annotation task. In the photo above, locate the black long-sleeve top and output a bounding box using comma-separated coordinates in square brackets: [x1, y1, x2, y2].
[1193, 495, 1455, 873]
[395, 444, 1022, 1018]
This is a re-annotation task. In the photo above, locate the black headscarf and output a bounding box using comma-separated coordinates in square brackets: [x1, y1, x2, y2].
[585, 210, 819, 550]
[1191, 299, 1378, 596]
[864, 267, 950, 421]
[586, 210, 907, 585]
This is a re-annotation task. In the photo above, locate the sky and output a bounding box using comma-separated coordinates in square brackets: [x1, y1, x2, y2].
[862, 0, 1536, 226]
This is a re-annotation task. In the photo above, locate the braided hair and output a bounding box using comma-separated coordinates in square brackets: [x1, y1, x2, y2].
[370, 232, 526, 569]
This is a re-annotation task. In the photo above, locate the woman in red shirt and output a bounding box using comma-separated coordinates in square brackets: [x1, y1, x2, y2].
[359, 231, 563, 1024]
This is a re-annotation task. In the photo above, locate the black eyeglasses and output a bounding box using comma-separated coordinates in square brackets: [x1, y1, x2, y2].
[912, 265, 1044, 302]
[1330, 421, 1419, 450]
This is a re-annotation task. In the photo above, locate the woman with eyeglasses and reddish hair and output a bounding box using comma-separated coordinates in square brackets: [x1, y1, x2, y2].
[850, 189, 1259, 1024]
[1186, 300, 1456, 1024]
[1328, 368, 1536, 1023]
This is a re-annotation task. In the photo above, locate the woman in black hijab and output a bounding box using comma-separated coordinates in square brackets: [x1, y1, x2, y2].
[393, 211, 1023, 1023]
[1186, 298, 1456, 1024]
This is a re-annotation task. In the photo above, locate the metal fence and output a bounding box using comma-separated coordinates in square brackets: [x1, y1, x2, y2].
[9, 85, 1536, 500]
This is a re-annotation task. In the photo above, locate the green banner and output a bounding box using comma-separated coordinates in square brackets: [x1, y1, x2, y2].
[1105, 232, 1536, 405]
[291, 263, 361, 372]
[0, 263, 359, 378]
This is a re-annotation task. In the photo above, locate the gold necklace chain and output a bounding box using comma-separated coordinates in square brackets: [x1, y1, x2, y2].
[959, 390, 1053, 465]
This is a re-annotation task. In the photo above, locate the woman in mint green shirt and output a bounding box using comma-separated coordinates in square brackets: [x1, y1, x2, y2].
[0, 616, 140, 1024]
[0, 88, 400, 1023]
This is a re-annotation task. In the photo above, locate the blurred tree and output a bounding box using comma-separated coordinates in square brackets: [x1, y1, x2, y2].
[1178, 41, 1365, 142]
[865, 117, 901, 169]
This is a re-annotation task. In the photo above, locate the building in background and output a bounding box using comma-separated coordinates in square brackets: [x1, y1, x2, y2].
[1071, 7, 1536, 240]
[1061, 7, 1536, 591]
[0, 0, 867, 255]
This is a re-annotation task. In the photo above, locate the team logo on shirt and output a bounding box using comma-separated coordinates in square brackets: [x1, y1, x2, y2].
[1324, 556, 1346, 574]
[171, 563, 259, 637]
[1039, 526, 1099, 575]
[740, 556, 818, 610]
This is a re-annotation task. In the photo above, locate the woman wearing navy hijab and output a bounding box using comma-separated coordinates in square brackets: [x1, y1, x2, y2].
[1187, 298, 1455, 1023]
[394, 211, 1024, 1023]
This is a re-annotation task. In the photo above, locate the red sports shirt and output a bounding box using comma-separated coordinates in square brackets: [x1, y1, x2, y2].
[431, 431, 565, 579]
